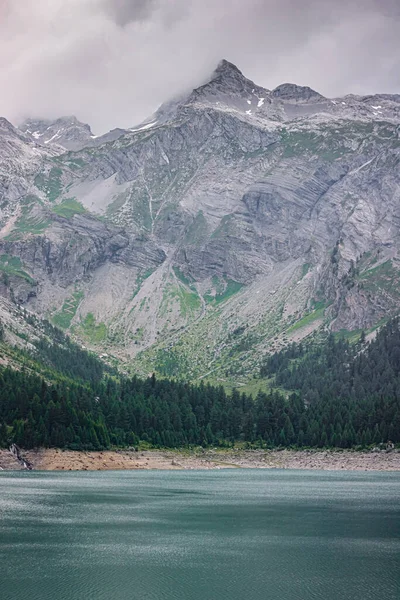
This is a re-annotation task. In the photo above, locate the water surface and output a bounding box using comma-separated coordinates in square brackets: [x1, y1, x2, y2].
[1, 469, 399, 600]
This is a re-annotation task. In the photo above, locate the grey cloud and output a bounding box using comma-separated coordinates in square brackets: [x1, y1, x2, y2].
[0, 0, 399, 133]
[103, 0, 158, 26]
[104, 0, 189, 28]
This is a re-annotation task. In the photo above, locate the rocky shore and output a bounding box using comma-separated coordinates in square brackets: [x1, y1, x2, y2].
[1, 447, 399, 472]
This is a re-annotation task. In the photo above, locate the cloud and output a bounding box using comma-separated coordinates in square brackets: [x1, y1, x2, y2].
[103, 0, 159, 26]
[0, 0, 399, 133]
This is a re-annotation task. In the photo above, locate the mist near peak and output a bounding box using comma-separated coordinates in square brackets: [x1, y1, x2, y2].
[0, 0, 399, 134]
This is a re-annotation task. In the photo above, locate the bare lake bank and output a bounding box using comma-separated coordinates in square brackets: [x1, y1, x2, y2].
[1, 447, 400, 471]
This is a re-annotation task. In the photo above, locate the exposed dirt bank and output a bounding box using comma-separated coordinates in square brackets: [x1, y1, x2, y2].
[1, 448, 400, 472]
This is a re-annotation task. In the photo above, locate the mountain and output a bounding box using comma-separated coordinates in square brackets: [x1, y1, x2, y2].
[0, 59, 399, 387]
[20, 116, 95, 151]
[19, 116, 133, 152]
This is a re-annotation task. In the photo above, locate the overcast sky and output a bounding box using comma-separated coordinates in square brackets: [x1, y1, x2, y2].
[0, 0, 399, 133]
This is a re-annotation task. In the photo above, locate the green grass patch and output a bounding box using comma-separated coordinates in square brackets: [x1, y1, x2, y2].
[334, 318, 389, 344]
[52, 198, 87, 219]
[159, 281, 201, 320]
[20, 194, 43, 207]
[121, 191, 152, 231]
[0, 254, 35, 284]
[301, 263, 311, 278]
[279, 122, 384, 161]
[130, 268, 155, 303]
[333, 329, 363, 343]
[5, 210, 51, 240]
[310, 299, 327, 311]
[215, 279, 243, 304]
[177, 286, 201, 317]
[133, 327, 144, 341]
[80, 313, 107, 343]
[173, 266, 194, 287]
[287, 305, 327, 333]
[358, 260, 400, 295]
[204, 278, 244, 305]
[34, 167, 63, 202]
[52, 291, 84, 329]
[359, 260, 392, 280]
[66, 158, 86, 170]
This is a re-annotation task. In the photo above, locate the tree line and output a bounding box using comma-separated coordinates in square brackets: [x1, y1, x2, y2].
[0, 318, 399, 450]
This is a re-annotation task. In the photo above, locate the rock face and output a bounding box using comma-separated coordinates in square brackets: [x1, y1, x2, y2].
[19, 117, 133, 152]
[20, 116, 95, 151]
[0, 117, 57, 207]
[271, 83, 325, 102]
[0, 59, 400, 384]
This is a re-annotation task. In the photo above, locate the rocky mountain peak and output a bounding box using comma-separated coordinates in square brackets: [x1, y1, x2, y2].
[361, 93, 400, 105]
[204, 59, 266, 97]
[166, 58, 277, 123]
[20, 116, 93, 151]
[58, 115, 87, 126]
[0, 117, 17, 134]
[271, 83, 325, 103]
[135, 59, 272, 129]
[0, 117, 37, 147]
[213, 59, 245, 80]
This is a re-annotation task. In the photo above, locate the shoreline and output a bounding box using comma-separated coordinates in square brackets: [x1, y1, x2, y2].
[1, 448, 400, 472]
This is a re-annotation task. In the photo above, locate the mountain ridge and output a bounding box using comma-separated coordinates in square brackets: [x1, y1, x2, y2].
[0, 59, 399, 386]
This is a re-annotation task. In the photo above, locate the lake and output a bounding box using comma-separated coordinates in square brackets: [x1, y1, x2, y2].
[0, 469, 399, 600]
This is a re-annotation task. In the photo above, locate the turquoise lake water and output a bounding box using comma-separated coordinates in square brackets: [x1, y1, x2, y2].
[0, 469, 399, 600]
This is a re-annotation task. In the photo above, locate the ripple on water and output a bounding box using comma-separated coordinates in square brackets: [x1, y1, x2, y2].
[0, 470, 399, 600]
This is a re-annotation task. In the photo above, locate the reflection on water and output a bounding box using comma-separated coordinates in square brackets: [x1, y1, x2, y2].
[0, 469, 399, 600]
